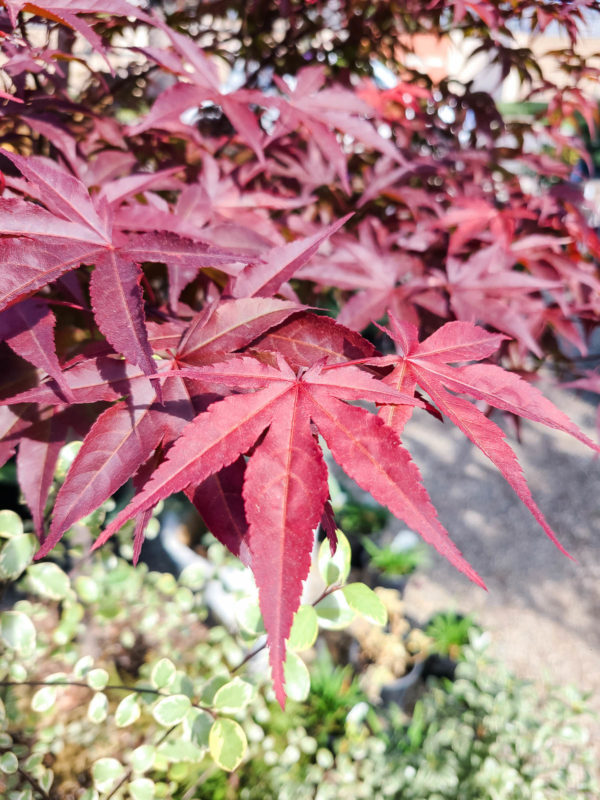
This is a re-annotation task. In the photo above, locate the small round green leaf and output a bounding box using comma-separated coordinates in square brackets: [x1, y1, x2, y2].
[150, 658, 176, 690]
[86, 668, 109, 690]
[75, 576, 100, 603]
[200, 675, 229, 705]
[0, 533, 36, 580]
[128, 778, 155, 800]
[88, 692, 108, 723]
[130, 744, 155, 774]
[314, 591, 355, 630]
[39, 767, 54, 792]
[9, 662, 27, 681]
[209, 718, 247, 772]
[157, 740, 205, 762]
[188, 708, 213, 747]
[55, 441, 82, 479]
[287, 605, 318, 651]
[318, 529, 351, 586]
[92, 757, 123, 792]
[0, 751, 18, 774]
[179, 562, 209, 590]
[342, 583, 388, 626]
[0, 510, 23, 538]
[284, 651, 310, 702]
[74, 655, 95, 678]
[24, 753, 43, 771]
[212, 677, 254, 713]
[115, 694, 141, 727]
[235, 598, 265, 635]
[1, 611, 36, 655]
[155, 573, 177, 596]
[152, 694, 191, 727]
[31, 686, 57, 712]
[26, 562, 70, 600]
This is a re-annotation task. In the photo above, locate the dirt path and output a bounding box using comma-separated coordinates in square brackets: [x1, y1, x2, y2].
[396, 378, 600, 756]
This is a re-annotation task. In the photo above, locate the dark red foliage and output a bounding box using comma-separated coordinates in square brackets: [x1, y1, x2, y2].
[1, 0, 599, 703]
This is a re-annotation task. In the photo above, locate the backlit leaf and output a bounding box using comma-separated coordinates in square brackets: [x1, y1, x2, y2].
[92, 758, 124, 792]
[152, 695, 191, 726]
[318, 529, 351, 586]
[209, 718, 247, 772]
[1, 611, 36, 655]
[287, 605, 319, 652]
[212, 677, 254, 713]
[342, 583, 388, 626]
[115, 694, 141, 727]
[26, 562, 70, 600]
[0, 533, 36, 580]
[283, 651, 311, 702]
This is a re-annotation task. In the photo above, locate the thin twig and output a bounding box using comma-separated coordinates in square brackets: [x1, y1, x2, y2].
[0, 679, 164, 695]
[180, 763, 219, 800]
[231, 641, 268, 674]
[103, 724, 177, 800]
[0, 680, 213, 715]
[231, 584, 341, 673]
[310, 583, 342, 608]
[16, 766, 52, 800]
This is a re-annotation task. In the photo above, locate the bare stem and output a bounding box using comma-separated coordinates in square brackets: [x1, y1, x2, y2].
[231, 583, 341, 673]
[16, 767, 52, 800]
[0, 680, 214, 715]
[103, 724, 177, 800]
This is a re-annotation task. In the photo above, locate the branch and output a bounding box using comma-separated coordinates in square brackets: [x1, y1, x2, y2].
[0, 680, 214, 716]
[103, 724, 177, 800]
[231, 583, 342, 673]
[17, 767, 52, 800]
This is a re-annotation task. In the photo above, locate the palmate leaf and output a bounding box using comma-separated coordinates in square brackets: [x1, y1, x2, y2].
[270, 66, 403, 191]
[177, 297, 302, 365]
[0, 355, 154, 407]
[2, 0, 153, 64]
[0, 298, 74, 402]
[0, 152, 249, 378]
[243, 391, 329, 705]
[128, 38, 267, 164]
[3, 0, 599, 724]
[16, 409, 69, 540]
[44, 376, 162, 552]
[375, 314, 600, 555]
[186, 458, 250, 565]
[231, 216, 352, 299]
[78, 354, 474, 705]
[253, 311, 378, 368]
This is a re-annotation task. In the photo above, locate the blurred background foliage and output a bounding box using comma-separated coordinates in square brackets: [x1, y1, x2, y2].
[0, 445, 598, 798]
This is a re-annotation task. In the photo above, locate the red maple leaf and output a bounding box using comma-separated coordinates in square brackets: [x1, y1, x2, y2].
[373, 314, 599, 554]
[0, 152, 249, 376]
[1, 296, 306, 544]
[66, 353, 482, 706]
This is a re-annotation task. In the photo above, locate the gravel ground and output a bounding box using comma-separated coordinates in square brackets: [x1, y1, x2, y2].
[394, 377, 600, 759]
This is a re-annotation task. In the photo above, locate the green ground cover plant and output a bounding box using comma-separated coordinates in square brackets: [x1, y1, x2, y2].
[1, 501, 597, 799]
[1, 0, 600, 707]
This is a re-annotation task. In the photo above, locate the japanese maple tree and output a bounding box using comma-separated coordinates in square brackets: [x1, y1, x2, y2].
[1, 0, 599, 704]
